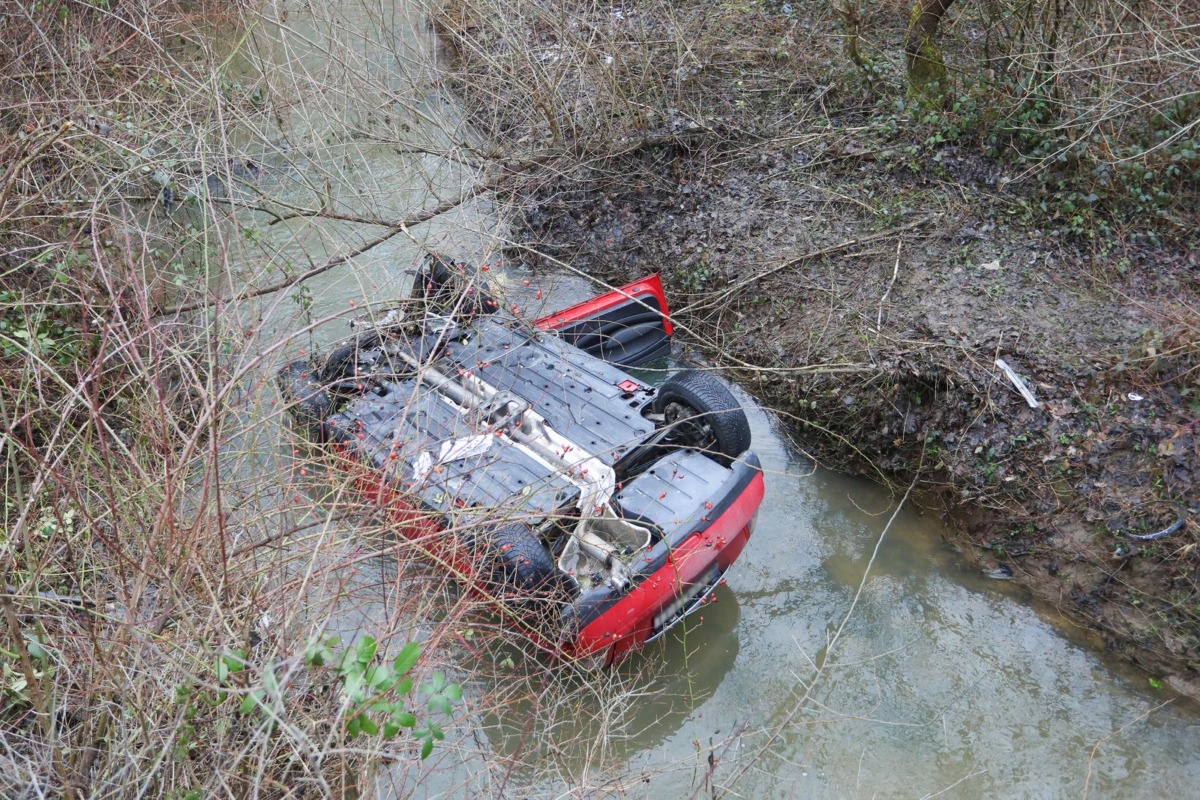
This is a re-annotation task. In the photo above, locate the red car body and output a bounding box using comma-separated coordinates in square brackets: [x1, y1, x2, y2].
[281, 266, 763, 666]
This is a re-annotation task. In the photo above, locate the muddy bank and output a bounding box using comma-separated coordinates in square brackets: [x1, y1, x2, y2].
[432, 0, 1200, 688]
[516, 149, 1199, 681]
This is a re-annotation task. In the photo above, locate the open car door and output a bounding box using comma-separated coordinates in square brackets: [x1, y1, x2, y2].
[535, 275, 674, 368]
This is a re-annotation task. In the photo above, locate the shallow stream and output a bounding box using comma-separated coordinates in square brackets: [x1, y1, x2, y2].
[203, 1, 1200, 796]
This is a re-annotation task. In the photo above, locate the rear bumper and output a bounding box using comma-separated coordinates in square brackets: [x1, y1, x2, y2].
[332, 438, 765, 667]
[566, 455, 764, 664]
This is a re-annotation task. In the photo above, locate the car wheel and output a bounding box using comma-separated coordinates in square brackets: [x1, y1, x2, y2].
[652, 369, 751, 466]
[412, 253, 498, 318]
[473, 523, 561, 620]
[320, 331, 382, 386]
[278, 360, 334, 441]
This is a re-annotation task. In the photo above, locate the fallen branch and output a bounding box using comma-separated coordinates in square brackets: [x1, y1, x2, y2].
[675, 217, 931, 317]
[157, 152, 558, 317]
[0, 120, 74, 222]
[158, 181, 489, 316]
[876, 239, 903, 332]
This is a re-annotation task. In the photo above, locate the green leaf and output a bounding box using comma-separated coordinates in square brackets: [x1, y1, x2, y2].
[366, 663, 394, 690]
[25, 638, 48, 662]
[420, 737, 434, 760]
[304, 635, 338, 667]
[393, 710, 416, 728]
[342, 670, 366, 703]
[382, 720, 401, 738]
[356, 636, 377, 665]
[443, 683, 463, 702]
[429, 696, 451, 715]
[358, 714, 379, 735]
[347, 714, 361, 737]
[395, 676, 413, 697]
[392, 642, 420, 677]
[219, 650, 247, 684]
[240, 690, 260, 715]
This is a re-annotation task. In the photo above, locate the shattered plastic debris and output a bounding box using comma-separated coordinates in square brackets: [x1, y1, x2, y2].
[995, 359, 1039, 409]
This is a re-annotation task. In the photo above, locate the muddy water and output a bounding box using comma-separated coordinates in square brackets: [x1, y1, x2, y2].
[211, 2, 1200, 797]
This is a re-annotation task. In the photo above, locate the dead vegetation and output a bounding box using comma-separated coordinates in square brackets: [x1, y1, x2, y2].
[0, 2, 710, 795]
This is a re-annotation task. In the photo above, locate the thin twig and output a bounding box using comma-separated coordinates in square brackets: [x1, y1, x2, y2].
[876, 239, 902, 332]
[675, 218, 930, 317]
[696, 468, 923, 797]
[1081, 699, 1173, 800]
[0, 120, 74, 221]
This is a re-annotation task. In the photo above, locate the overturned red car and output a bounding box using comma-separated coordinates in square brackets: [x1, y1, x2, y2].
[279, 256, 763, 666]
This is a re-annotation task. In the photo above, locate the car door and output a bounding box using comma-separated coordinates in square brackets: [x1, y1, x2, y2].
[535, 274, 673, 368]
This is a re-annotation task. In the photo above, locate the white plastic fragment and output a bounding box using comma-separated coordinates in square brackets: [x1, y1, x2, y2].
[995, 358, 1039, 409]
[1127, 392, 1144, 402]
[412, 434, 493, 483]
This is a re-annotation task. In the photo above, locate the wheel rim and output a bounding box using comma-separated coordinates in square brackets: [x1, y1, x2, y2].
[663, 400, 717, 453]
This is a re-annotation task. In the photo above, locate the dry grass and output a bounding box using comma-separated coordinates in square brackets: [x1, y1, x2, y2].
[0, 1, 720, 796]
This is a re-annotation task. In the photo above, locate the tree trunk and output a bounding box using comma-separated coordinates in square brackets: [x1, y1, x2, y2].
[905, 0, 957, 99]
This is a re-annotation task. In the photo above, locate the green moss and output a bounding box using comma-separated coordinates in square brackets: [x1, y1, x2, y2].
[906, 36, 947, 101]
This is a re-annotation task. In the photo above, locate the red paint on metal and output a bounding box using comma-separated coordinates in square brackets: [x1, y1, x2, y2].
[535, 274, 674, 336]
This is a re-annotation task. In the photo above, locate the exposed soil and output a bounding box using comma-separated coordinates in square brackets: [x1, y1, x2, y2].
[434, 0, 1200, 693]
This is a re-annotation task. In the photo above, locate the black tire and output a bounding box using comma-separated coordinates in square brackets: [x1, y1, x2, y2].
[320, 331, 381, 385]
[472, 523, 562, 621]
[412, 254, 498, 318]
[278, 360, 334, 441]
[652, 370, 751, 466]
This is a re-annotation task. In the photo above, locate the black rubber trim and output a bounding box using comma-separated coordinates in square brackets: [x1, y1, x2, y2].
[555, 295, 671, 368]
[562, 451, 761, 632]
